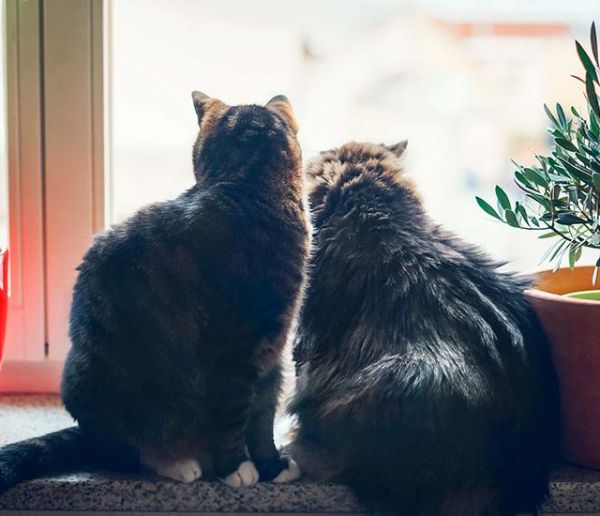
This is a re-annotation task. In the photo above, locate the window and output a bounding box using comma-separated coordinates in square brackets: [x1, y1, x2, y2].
[2, 0, 46, 375]
[0, 0, 6, 253]
[1, 0, 599, 392]
[109, 0, 597, 269]
[0, 0, 102, 391]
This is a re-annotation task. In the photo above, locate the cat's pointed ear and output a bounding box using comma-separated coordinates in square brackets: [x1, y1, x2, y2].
[192, 90, 211, 122]
[387, 140, 408, 158]
[266, 95, 299, 134]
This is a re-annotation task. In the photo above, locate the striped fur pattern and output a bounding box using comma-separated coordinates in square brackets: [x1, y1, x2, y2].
[289, 142, 560, 515]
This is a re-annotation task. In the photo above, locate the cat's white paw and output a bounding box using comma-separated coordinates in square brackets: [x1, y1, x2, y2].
[152, 458, 202, 483]
[272, 458, 301, 483]
[221, 460, 259, 487]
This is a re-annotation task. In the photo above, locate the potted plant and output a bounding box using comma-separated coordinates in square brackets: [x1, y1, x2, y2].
[477, 23, 600, 469]
[0, 247, 7, 368]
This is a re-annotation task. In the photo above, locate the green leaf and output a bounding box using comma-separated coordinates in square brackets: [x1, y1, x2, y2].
[574, 151, 592, 167]
[593, 172, 600, 192]
[576, 41, 599, 83]
[556, 103, 567, 127]
[555, 138, 578, 152]
[592, 22, 599, 67]
[538, 231, 559, 239]
[523, 167, 548, 188]
[547, 172, 569, 182]
[557, 157, 593, 184]
[557, 213, 587, 225]
[495, 185, 511, 211]
[552, 184, 561, 199]
[567, 244, 582, 269]
[553, 197, 569, 208]
[571, 105, 582, 117]
[591, 110, 600, 135]
[587, 73, 600, 117]
[526, 192, 552, 211]
[475, 196, 501, 220]
[579, 143, 598, 157]
[515, 202, 528, 223]
[514, 171, 532, 188]
[569, 245, 577, 269]
[504, 209, 520, 228]
[544, 103, 560, 128]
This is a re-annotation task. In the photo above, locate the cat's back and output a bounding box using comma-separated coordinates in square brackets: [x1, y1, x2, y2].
[309, 143, 527, 305]
[79, 187, 199, 270]
[71, 155, 307, 342]
[301, 142, 534, 369]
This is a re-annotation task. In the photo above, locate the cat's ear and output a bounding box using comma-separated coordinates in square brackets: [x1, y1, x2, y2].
[266, 95, 299, 134]
[387, 140, 408, 158]
[191, 90, 212, 123]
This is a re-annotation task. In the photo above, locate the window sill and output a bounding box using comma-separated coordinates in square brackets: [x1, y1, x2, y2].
[0, 396, 597, 515]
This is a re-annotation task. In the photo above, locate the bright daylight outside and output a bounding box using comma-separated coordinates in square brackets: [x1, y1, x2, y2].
[109, 0, 599, 272]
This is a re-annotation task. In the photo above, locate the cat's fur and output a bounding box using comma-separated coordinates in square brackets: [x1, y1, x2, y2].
[289, 142, 560, 515]
[0, 92, 309, 492]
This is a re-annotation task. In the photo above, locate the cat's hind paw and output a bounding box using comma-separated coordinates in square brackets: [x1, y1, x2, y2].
[254, 455, 301, 482]
[149, 458, 202, 483]
[272, 457, 301, 483]
[221, 460, 259, 488]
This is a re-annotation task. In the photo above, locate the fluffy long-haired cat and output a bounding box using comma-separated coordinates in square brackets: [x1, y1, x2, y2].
[289, 142, 560, 515]
[0, 92, 309, 492]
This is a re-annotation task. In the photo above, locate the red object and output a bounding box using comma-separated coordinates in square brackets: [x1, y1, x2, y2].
[0, 249, 7, 367]
[526, 265, 600, 469]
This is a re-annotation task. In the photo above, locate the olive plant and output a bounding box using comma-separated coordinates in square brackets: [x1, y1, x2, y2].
[477, 23, 600, 282]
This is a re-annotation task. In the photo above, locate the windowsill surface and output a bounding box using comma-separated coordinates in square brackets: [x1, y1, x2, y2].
[0, 395, 598, 515]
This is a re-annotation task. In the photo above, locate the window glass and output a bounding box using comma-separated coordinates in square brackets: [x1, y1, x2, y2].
[109, 0, 598, 270]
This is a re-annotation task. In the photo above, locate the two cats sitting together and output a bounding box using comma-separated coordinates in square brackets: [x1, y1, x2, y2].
[0, 92, 559, 515]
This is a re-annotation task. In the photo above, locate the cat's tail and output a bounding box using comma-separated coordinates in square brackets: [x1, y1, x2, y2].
[0, 426, 140, 494]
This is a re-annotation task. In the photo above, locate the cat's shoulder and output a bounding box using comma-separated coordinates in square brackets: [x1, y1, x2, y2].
[79, 186, 213, 268]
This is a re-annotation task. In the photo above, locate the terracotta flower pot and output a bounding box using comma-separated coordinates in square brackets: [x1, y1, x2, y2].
[0, 249, 7, 368]
[525, 265, 600, 469]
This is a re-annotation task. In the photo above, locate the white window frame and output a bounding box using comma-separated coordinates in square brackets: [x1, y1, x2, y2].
[0, 0, 104, 393]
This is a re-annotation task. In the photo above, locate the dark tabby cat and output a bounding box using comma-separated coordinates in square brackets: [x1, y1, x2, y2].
[0, 92, 309, 491]
[290, 141, 559, 515]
